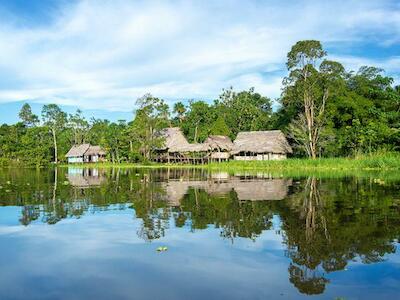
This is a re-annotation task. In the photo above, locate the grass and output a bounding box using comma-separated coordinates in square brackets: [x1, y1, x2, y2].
[206, 152, 400, 171]
[58, 152, 400, 172]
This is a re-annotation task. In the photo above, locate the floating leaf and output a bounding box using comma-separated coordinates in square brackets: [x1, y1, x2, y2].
[157, 246, 168, 252]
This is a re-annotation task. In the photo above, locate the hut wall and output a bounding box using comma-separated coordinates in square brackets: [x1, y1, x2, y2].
[90, 155, 99, 162]
[68, 157, 83, 163]
[211, 152, 230, 159]
[234, 153, 287, 161]
[234, 155, 257, 161]
[269, 153, 287, 160]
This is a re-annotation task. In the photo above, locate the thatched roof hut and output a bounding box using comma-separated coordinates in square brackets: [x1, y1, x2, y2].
[158, 127, 190, 153]
[231, 130, 292, 155]
[66, 144, 106, 163]
[158, 127, 209, 153]
[204, 135, 233, 151]
[66, 144, 91, 158]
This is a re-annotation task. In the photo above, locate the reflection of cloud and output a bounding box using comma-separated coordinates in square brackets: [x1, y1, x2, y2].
[0, 211, 299, 299]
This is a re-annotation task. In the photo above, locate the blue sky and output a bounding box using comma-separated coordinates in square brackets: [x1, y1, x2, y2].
[0, 0, 399, 124]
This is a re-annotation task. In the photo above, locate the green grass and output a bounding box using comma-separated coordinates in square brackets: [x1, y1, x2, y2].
[59, 152, 400, 172]
[206, 152, 400, 171]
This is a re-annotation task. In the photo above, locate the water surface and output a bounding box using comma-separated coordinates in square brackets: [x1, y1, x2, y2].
[0, 167, 399, 299]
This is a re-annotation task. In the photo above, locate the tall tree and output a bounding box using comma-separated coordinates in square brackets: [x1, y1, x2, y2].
[19, 103, 39, 127]
[173, 102, 186, 124]
[217, 87, 272, 136]
[283, 40, 330, 158]
[129, 94, 170, 160]
[41, 104, 67, 163]
[68, 109, 89, 145]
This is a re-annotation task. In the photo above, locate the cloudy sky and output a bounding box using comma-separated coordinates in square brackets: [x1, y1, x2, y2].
[0, 0, 399, 123]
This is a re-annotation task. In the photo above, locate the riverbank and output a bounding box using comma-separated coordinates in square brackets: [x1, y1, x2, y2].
[59, 153, 400, 171]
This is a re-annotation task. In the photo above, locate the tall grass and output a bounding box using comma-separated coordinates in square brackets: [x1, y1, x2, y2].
[205, 152, 400, 172]
[58, 152, 400, 171]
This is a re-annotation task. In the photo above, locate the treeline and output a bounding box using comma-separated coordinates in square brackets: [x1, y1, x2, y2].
[1, 40, 399, 166]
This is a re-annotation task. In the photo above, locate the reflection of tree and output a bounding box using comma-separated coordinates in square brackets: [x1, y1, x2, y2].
[302, 177, 329, 242]
[19, 205, 40, 225]
[180, 188, 273, 241]
[133, 173, 170, 242]
[288, 264, 328, 295]
[279, 176, 400, 295]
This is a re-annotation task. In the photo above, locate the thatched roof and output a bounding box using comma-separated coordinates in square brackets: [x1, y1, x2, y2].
[204, 135, 233, 151]
[65, 144, 90, 157]
[85, 145, 106, 156]
[65, 144, 106, 157]
[158, 127, 209, 153]
[158, 127, 190, 152]
[231, 130, 292, 154]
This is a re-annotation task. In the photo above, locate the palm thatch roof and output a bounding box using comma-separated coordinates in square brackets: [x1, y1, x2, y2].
[158, 127, 209, 153]
[158, 127, 190, 152]
[85, 145, 106, 156]
[231, 130, 292, 154]
[65, 144, 90, 157]
[204, 135, 233, 151]
[65, 144, 106, 157]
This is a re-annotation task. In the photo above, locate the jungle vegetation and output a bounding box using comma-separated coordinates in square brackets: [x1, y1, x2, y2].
[1, 40, 399, 167]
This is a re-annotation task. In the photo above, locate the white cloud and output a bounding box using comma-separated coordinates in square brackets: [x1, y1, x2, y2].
[0, 0, 399, 111]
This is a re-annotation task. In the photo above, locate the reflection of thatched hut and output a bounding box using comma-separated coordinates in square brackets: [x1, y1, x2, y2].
[232, 130, 292, 160]
[66, 168, 106, 188]
[204, 135, 233, 161]
[155, 127, 209, 163]
[233, 179, 292, 201]
[159, 177, 292, 205]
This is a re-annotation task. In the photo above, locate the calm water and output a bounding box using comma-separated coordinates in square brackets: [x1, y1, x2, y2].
[0, 168, 399, 300]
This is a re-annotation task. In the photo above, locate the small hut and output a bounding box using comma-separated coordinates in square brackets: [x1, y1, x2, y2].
[155, 127, 210, 163]
[65, 144, 106, 163]
[204, 135, 233, 162]
[231, 130, 292, 160]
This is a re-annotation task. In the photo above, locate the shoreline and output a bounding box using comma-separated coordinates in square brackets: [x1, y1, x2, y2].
[56, 154, 400, 171]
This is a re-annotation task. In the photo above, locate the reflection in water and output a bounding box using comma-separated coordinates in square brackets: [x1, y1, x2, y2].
[0, 168, 400, 297]
[66, 167, 107, 187]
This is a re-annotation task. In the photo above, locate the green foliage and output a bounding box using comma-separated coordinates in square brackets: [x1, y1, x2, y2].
[129, 94, 170, 161]
[210, 115, 232, 137]
[19, 103, 39, 127]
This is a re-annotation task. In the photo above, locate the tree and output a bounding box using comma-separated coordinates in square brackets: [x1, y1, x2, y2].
[210, 115, 232, 137]
[173, 102, 186, 124]
[283, 40, 330, 159]
[68, 109, 89, 145]
[129, 94, 170, 160]
[218, 87, 272, 136]
[181, 100, 214, 142]
[19, 103, 39, 127]
[41, 104, 67, 163]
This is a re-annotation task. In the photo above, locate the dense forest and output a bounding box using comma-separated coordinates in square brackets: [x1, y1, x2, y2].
[1, 40, 399, 166]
